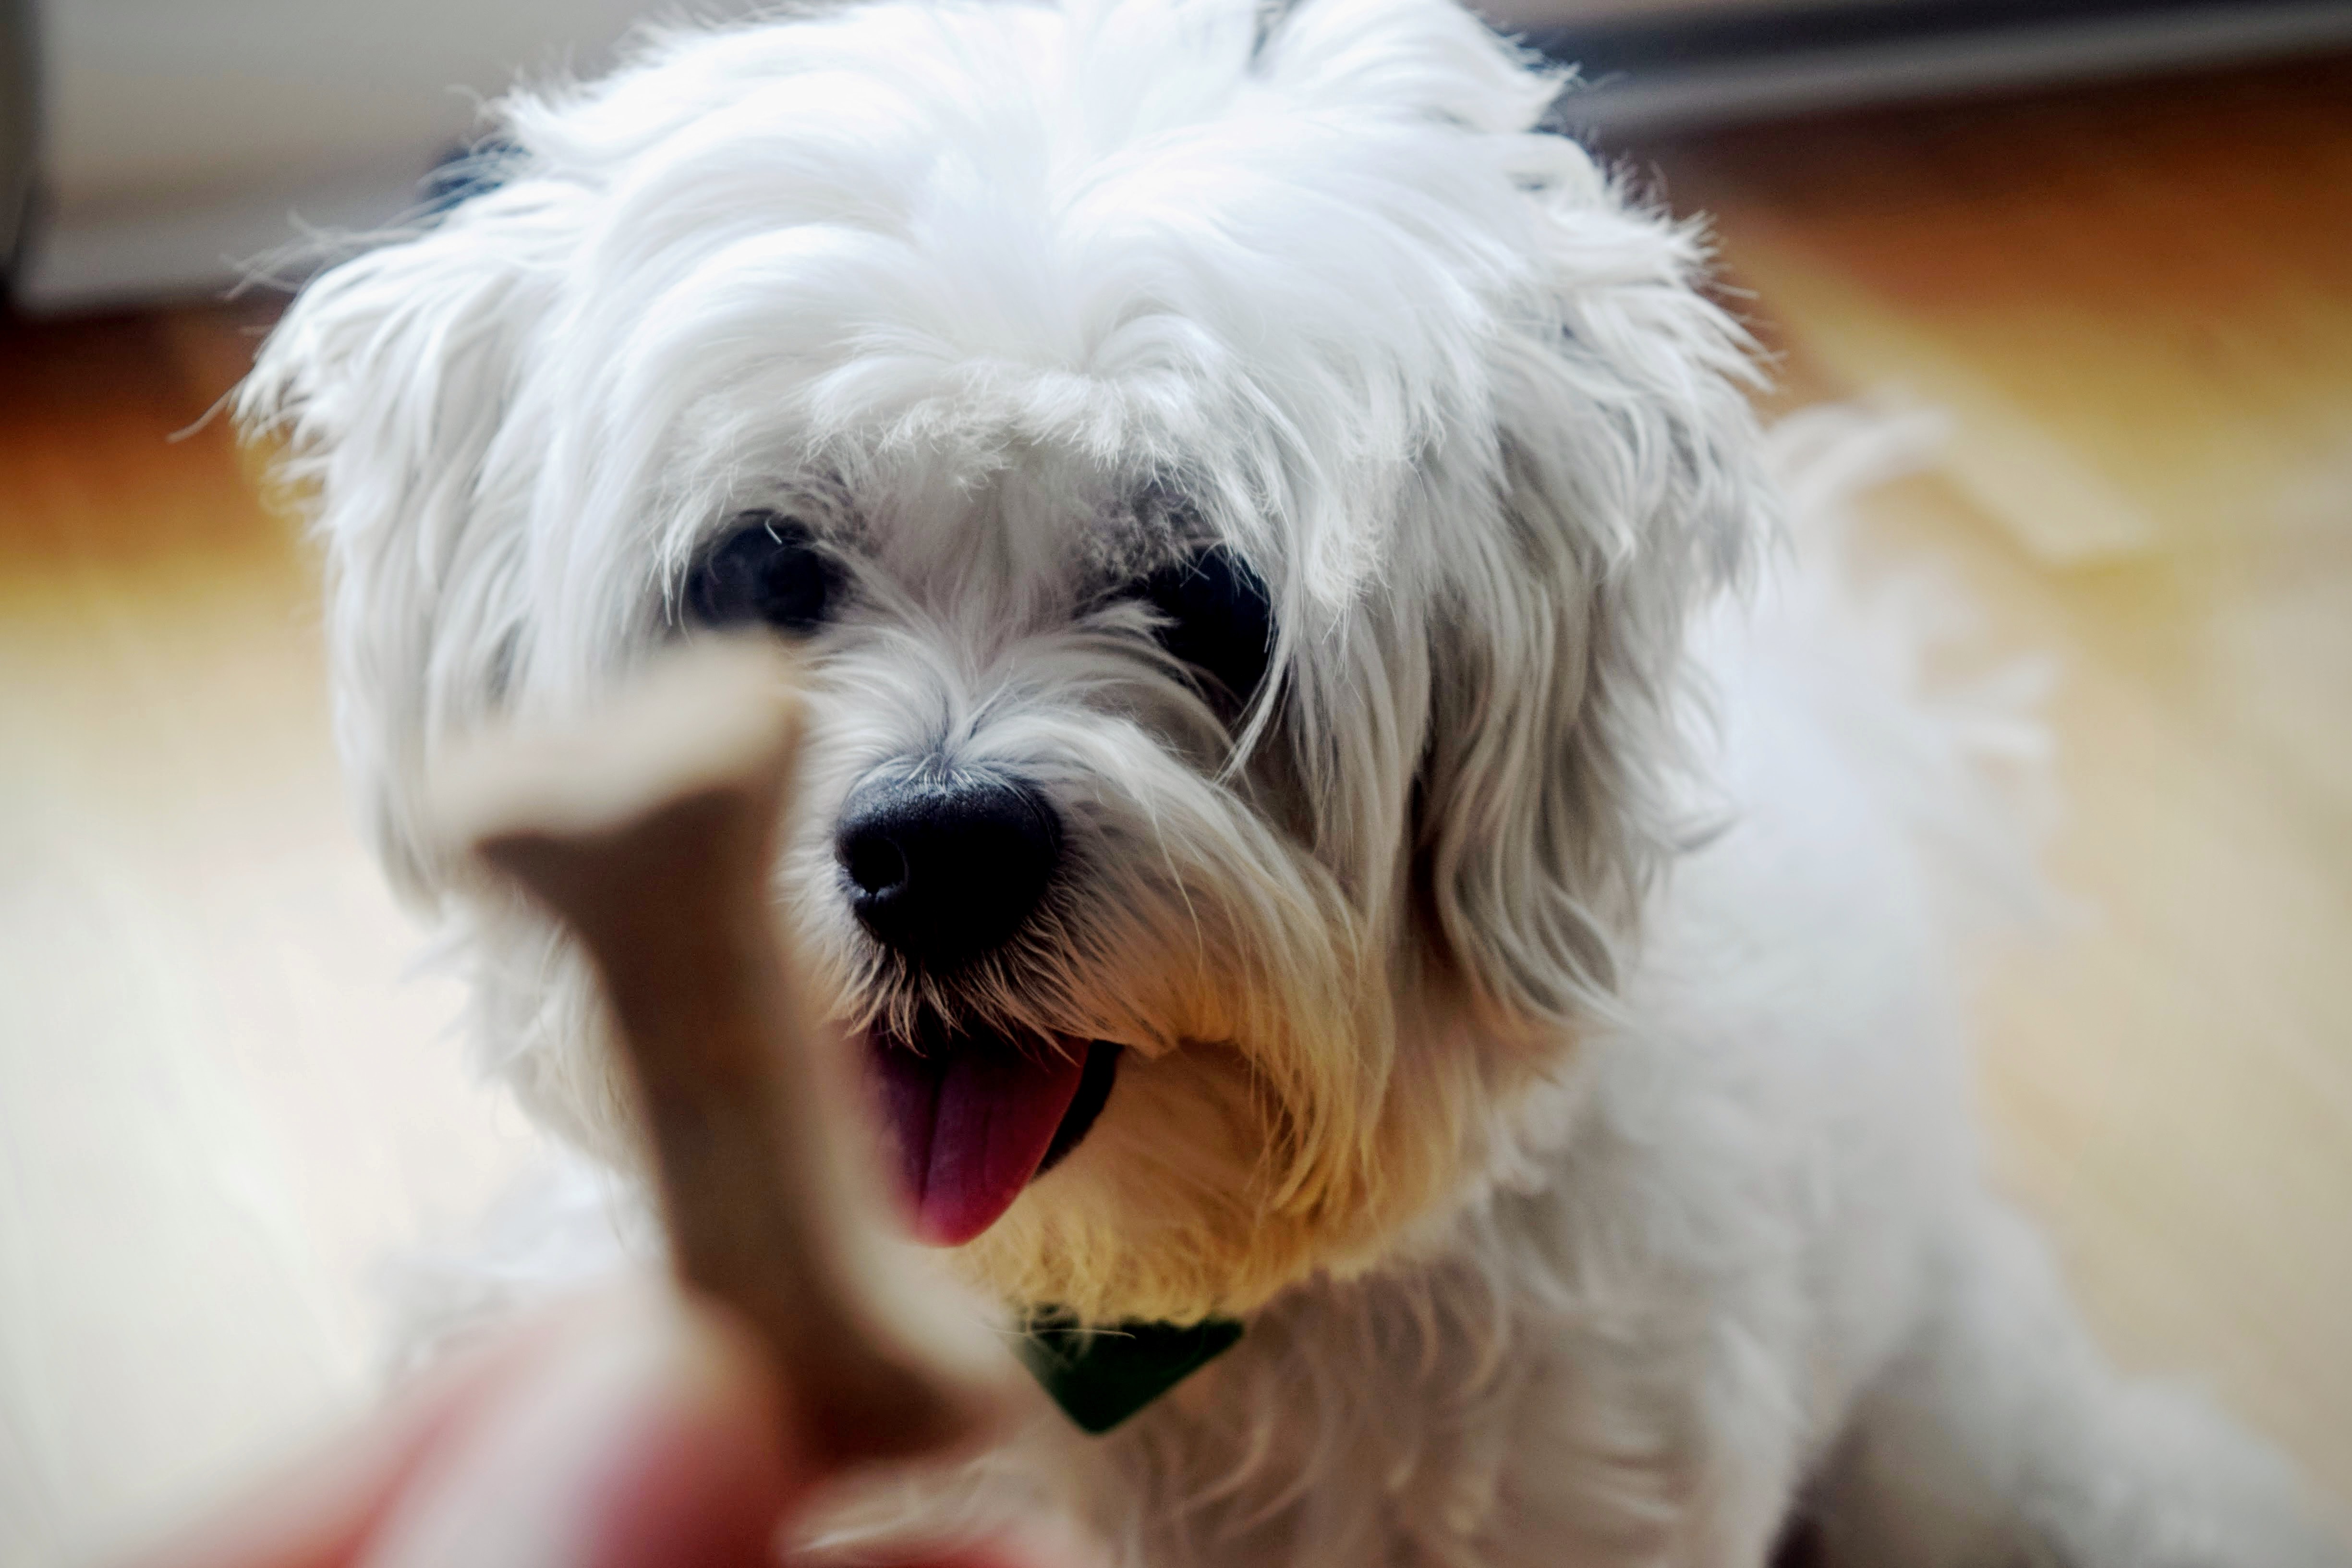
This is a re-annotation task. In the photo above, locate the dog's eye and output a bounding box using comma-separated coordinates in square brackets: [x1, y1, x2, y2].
[1134, 547, 1275, 704]
[686, 512, 840, 634]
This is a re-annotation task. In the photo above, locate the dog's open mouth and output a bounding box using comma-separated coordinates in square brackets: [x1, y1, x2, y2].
[863, 1017, 1122, 1246]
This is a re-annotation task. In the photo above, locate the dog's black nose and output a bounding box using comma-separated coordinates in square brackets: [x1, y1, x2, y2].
[836, 773, 1061, 967]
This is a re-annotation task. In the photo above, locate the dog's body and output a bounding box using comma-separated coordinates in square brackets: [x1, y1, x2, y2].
[802, 457, 2331, 1567]
[243, 0, 2345, 1561]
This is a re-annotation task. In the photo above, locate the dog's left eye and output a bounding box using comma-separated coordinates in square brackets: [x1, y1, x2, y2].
[1132, 547, 1275, 705]
[686, 512, 840, 634]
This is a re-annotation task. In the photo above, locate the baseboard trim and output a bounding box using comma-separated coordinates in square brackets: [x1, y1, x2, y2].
[1526, 0, 2352, 133]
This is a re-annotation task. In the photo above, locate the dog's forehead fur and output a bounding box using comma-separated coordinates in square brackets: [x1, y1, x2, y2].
[483, 0, 1593, 614]
[720, 449, 1184, 598]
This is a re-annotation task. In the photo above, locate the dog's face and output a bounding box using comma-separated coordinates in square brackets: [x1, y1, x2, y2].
[246, 0, 1763, 1325]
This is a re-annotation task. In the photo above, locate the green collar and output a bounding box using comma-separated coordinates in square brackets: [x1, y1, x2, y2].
[1016, 1313, 1245, 1434]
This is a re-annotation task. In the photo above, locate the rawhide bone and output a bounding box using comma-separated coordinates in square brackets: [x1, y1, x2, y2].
[429, 636, 1015, 1471]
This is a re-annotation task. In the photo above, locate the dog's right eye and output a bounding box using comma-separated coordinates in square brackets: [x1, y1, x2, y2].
[686, 512, 840, 634]
[1131, 546, 1275, 705]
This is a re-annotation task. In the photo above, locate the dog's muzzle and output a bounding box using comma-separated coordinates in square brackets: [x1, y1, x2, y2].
[836, 769, 1117, 1246]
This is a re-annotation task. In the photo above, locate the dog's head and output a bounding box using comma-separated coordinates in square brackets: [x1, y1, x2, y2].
[244, 0, 1765, 1325]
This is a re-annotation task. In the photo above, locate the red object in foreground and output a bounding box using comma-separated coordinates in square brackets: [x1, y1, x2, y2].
[116, 1287, 1071, 1568]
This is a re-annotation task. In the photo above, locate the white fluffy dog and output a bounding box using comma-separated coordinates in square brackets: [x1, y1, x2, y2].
[241, 0, 2347, 1562]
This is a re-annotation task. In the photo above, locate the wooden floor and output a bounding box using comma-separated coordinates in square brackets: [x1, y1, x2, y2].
[0, 310, 549, 1564]
[2, 50, 2347, 1566]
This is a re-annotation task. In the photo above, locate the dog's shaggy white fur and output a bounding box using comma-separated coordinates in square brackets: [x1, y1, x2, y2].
[242, 0, 2348, 1561]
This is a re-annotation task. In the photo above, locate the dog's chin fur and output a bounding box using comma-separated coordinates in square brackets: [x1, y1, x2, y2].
[242, 0, 2350, 1561]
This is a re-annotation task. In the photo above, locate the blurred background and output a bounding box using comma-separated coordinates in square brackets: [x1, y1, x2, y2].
[3, 0, 2349, 1563]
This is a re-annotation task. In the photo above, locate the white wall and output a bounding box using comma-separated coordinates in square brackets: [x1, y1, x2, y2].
[18, 0, 759, 311]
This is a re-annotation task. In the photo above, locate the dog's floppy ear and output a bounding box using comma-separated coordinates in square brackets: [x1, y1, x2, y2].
[1415, 191, 1768, 1036]
[242, 185, 576, 900]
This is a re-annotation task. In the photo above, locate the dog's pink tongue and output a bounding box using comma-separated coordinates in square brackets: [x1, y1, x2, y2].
[866, 1031, 1089, 1247]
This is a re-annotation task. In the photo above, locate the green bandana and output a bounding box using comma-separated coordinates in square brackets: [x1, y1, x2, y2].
[1016, 1313, 1245, 1433]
